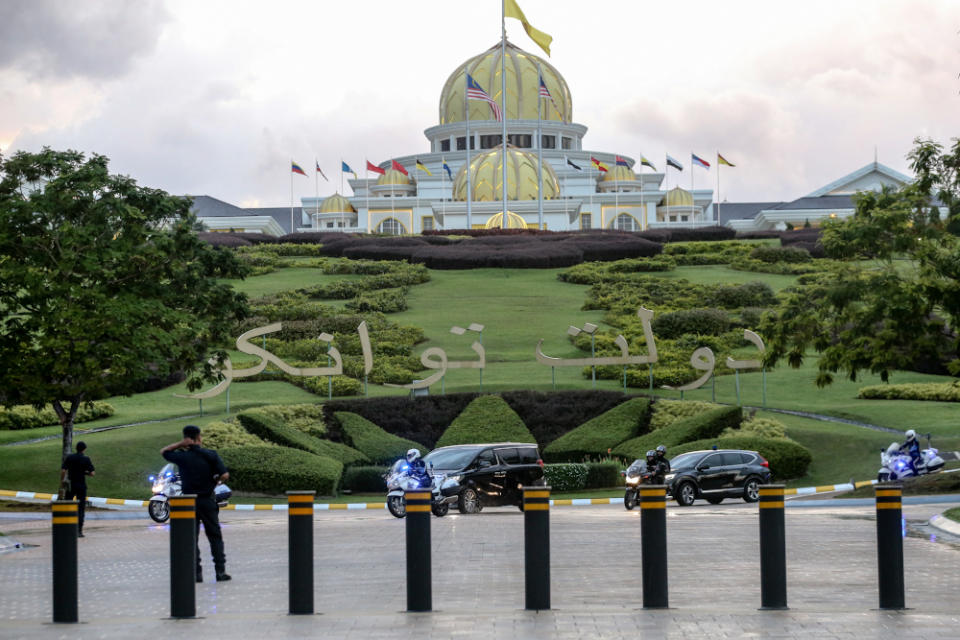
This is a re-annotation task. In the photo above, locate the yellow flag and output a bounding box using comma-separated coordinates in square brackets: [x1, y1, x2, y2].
[504, 0, 552, 57]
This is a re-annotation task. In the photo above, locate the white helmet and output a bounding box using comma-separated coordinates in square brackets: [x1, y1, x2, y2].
[905, 429, 917, 442]
[406, 448, 421, 463]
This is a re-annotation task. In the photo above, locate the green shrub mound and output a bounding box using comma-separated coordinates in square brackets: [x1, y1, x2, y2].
[649, 400, 721, 431]
[243, 404, 326, 437]
[334, 412, 424, 464]
[543, 461, 621, 491]
[543, 397, 651, 462]
[220, 445, 342, 495]
[341, 465, 389, 493]
[435, 395, 536, 448]
[237, 409, 369, 466]
[203, 419, 273, 449]
[612, 406, 742, 460]
[0, 401, 115, 430]
[858, 382, 960, 403]
[670, 436, 812, 480]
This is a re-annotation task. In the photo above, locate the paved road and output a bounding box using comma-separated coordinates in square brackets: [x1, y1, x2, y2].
[2, 499, 959, 639]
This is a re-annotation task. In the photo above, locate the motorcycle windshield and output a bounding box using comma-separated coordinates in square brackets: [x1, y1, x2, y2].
[158, 463, 177, 478]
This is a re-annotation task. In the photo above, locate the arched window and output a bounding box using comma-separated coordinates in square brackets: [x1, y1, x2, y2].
[612, 213, 639, 231]
[376, 217, 407, 235]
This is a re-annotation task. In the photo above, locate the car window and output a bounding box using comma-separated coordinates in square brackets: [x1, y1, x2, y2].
[496, 448, 521, 465]
[476, 449, 496, 467]
[669, 452, 703, 470]
[701, 453, 724, 468]
[423, 448, 480, 470]
[720, 452, 742, 466]
[739, 452, 756, 464]
[517, 447, 539, 464]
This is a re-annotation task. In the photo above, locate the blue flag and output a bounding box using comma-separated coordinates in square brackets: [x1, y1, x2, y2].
[442, 161, 453, 180]
[341, 161, 357, 179]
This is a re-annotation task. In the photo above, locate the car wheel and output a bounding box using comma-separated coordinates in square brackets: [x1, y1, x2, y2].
[458, 488, 480, 514]
[705, 496, 724, 505]
[743, 478, 761, 503]
[675, 481, 696, 506]
[624, 490, 637, 510]
[431, 502, 449, 517]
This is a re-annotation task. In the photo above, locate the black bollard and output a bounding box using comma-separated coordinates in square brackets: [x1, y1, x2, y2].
[758, 484, 788, 610]
[404, 490, 432, 612]
[523, 486, 551, 611]
[169, 495, 197, 619]
[640, 485, 668, 609]
[875, 483, 905, 610]
[51, 501, 79, 623]
[287, 491, 315, 615]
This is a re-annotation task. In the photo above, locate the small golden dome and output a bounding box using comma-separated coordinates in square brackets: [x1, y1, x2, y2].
[439, 40, 572, 124]
[661, 186, 694, 207]
[318, 193, 356, 213]
[601, 165, 637, 182]
[484, 211, 528, 229]
[376, 169, 410, 186]
[452, 146, 560, 201]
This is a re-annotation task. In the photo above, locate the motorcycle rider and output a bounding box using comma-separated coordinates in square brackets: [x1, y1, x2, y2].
[901, 429, 922, 472]
[406, 448, 430, 487]
[655, 444, 670, 473]
[645, 449, 668, 484]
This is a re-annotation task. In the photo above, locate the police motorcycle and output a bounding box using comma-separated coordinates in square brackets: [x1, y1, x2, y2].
[877, 434, 945, 482]
[148, 463, 232, 523]
[384, 449, 458, 518]
[621, 451, 664, 511]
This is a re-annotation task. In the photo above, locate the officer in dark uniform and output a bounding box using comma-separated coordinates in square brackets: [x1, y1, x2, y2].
[60, 441, 95, 537]
[160, 425, 231, 582]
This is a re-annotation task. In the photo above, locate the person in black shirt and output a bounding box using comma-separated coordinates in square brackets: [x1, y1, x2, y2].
[60, 441, 95, 537]
[160, 425, 231, 582]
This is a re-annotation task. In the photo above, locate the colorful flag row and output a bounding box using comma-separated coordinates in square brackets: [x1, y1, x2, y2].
[294, 159, 439, 181]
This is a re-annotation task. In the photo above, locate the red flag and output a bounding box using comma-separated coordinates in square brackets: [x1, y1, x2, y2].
[366, 160, 385, 175]
[391, 159, 408, 176]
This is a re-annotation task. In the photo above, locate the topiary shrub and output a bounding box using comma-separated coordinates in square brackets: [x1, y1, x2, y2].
[750, 245, 812, 263]
[0, 401, 115, 430]
[340, 465, 389, 493]
[652, 308, 731, 339]
[670, 436, 812, 480]
[543, 463, 588, 491]
[202, 419, 274, 449]
[584, 461, 622, 488]
[434, 395, 536, 448]
[220, 445, 342, 495]
[649, 400, 721, 430]
[612, 406, 742, 460]
[857, 382, 960, 402]
[244, 404, 325, 437]
[334, 411, 425, 464]
[724, 416, 787, 439]
[236, 409, 369, 466]
[543, 397, 651, 462]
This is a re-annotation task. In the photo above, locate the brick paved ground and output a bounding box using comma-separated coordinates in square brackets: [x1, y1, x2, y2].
[1, 499, 958, 639]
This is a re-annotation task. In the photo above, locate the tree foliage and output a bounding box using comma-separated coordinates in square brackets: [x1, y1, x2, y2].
[0, 148, 249, 458]
[762, 137, 960, 386]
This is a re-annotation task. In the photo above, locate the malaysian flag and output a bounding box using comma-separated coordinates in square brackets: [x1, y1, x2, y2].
[466, 74, 502, 122]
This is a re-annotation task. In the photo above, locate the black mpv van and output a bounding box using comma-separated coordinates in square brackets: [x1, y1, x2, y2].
[425, 442, 545, 514]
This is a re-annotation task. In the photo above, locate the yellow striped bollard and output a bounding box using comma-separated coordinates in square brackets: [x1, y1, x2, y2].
[287, 491, 315, 615]
[51, 500, 79, 623]
[169, 495, 197, 618]
[523, 486, 551, 610]
[640, 485, 668, 609]
[758, 484, 787, 610]
[404, 489, 432, 612]
[875, 483, 905, 609]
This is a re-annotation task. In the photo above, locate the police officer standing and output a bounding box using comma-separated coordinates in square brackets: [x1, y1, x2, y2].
[160, 425, 231, 582]
[60, 441, 95, 537]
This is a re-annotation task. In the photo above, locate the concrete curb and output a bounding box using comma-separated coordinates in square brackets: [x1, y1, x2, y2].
[928, 513, 960, 536]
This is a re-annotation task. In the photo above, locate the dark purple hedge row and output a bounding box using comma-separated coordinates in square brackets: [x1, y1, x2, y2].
[735, 230, 782, 240]
[322, 390, 637, 449]
[779, 229, 825, 257]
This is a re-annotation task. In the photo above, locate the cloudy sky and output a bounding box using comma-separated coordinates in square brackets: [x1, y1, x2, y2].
[1, 0, 957, 207]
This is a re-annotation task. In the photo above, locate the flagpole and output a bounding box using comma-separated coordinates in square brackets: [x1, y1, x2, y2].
[716, 152, 720, 225]
[614, 156, 619, 225]
[501, 0, 508, 230]
[589, 165, 594, 227]
[639, 159, 645, 230]
[290, 161, 294, 235]
[690, 153, 695, 224]
[314, 159, 319, 231]
[365, 161, 369, 235]
[537, 62, 543, 231]
[441, 156, 446, 227]
[465, 74, 472, 230]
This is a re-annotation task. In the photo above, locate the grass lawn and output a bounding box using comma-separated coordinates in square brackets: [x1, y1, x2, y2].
[944, 507, 960, 523]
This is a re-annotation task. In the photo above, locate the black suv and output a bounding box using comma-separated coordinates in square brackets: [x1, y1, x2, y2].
[665, 449, 771, 506]
[425, 442, 545, 514]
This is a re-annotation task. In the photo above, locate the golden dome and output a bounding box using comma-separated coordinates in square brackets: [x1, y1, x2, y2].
[601, 165, 637, 182]
[318, 193, 356, 213]
[452, 146, 560, 201]
[439, 40, 572, 124]
[376, 169, 410, 186]
[661, 186, 694, 207]
[484, 211, 528, 229]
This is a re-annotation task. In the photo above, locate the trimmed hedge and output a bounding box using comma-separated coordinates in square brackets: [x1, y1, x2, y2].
[0, 401, 115, 430]
[612, 406, 742, 460]
[543, 397, 651, 462]
[670, 436, 812, 480]
[341, 465, 389, 493]
[435, 395, 537, 448]
[543, 461, 623, 491]
[202, 419, 273, 449]
[220, 445, 342, 495]
[857, 382, 960, 402]
[237, 409, 369, 466]
[649, 400, 722, 430]
[334, 411, 425, 464]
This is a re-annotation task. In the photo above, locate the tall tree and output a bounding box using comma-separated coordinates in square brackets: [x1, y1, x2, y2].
[0, 148, 249, 459]
[762, 137, 960, 386]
